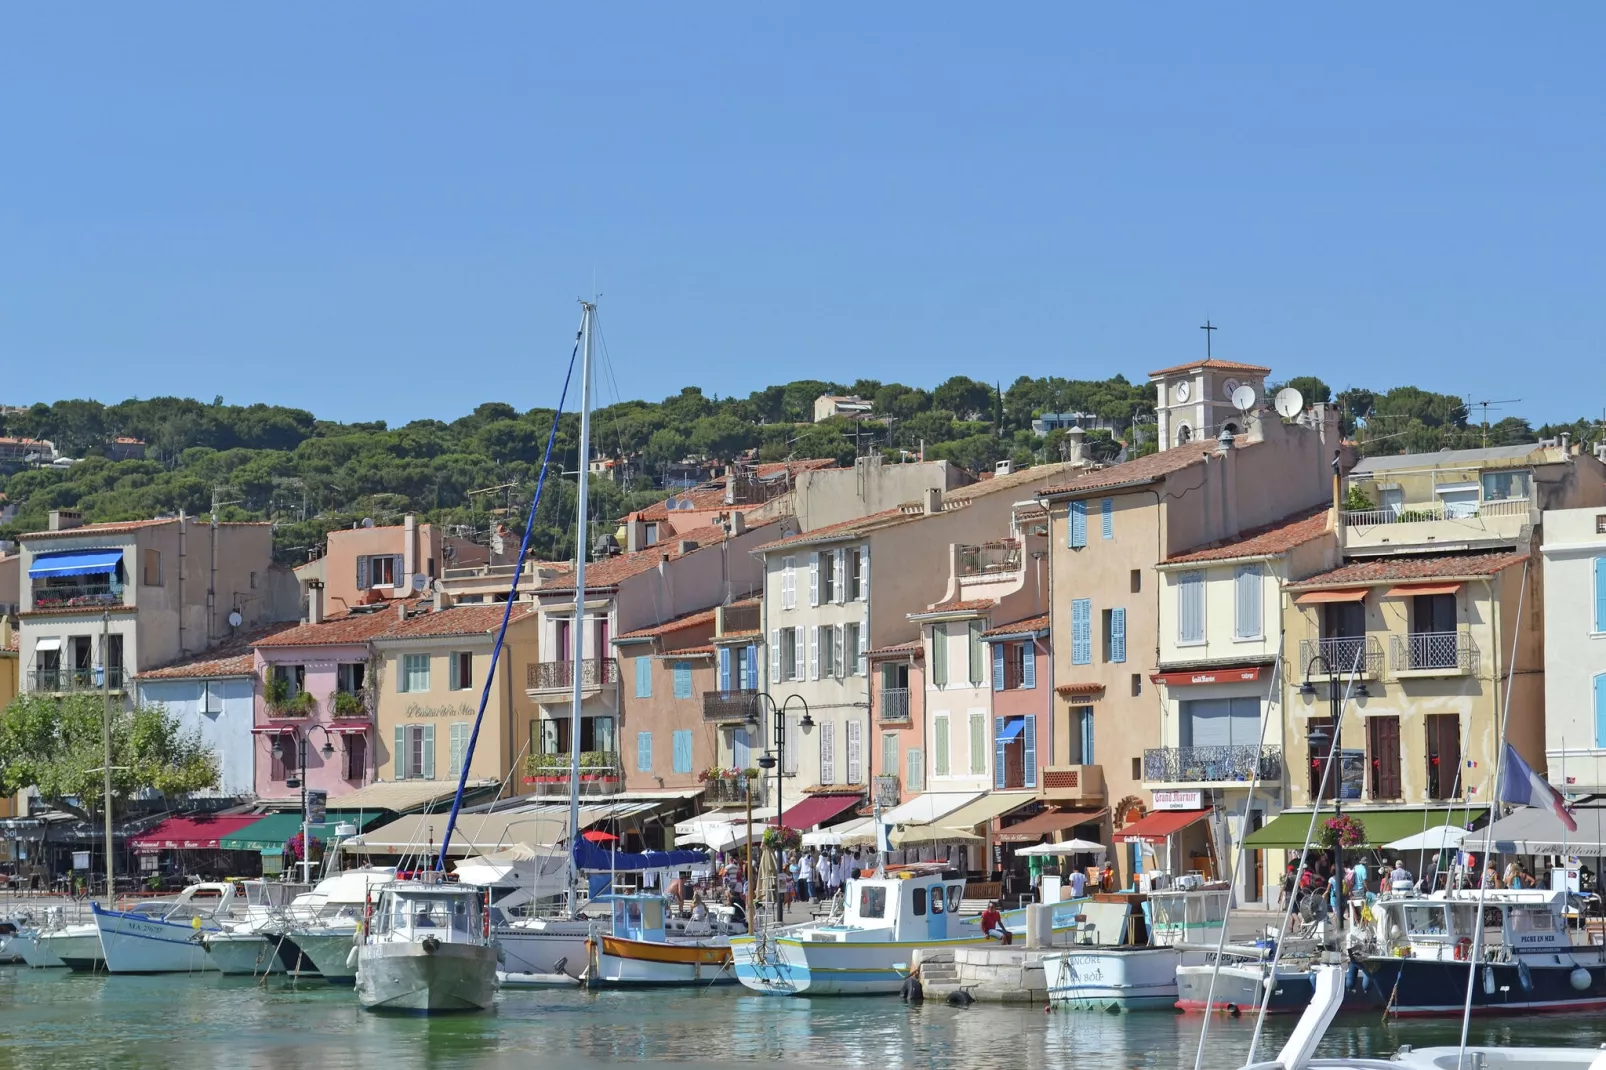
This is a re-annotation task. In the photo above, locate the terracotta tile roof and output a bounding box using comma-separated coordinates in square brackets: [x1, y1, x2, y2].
[3, 631, 18, 653]
[616, 607, 718, 641]
[1147, 358, 1272, 378]
[868, 641, 923, 658]
[1286, 551, 1529, 591]
[941, 461, 1085, 506]
[654, 645, 714, 658]
[253, 608, 412, 648]
[712, 629, 762, 644]
[911, 598, 995, 620]
[758, 507, 916, 551]
[377, 603, 535, 640]
[136, 624, 300, 679]
[1038, 440, 1240, 498]
[1056, 682, 1106, 697]
[982, 613, 1049, 638]
[627, 460, 838, 522]
[22, 518, 177, 540]
[1166, 506, 1331, 564]
[541, 517, 783, 594]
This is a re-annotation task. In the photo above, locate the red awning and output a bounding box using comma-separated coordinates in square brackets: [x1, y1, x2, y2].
[1383, 582, 1463, 598]
[327, 723, 371, 735]
[1293, 588, 1369, 605]
[1151, 666, 1267, 687]
[1112, 808, 1211, 844]
[777, 792, 863, 831]
[250, 725, 299, 735]
[131, 814, 261, 852]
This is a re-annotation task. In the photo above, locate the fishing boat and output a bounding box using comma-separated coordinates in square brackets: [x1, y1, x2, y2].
[1044, 885, 1227, 1011]
[585, 893, 735, 987]
[353, 876, 499, 1012]
[1342, 886, 1606, 1016]
[92, 882, 244, 973]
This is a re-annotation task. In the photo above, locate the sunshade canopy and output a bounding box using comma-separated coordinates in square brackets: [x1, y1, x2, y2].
[804, 817, 871, 847]
[1293, 588, 1369, 606]
[890, 825, 983, 848]
[132, 814, 259, 852]
[29, 549, 123, 579]
[936, 791, 1038, 831]
[1113, 809, 1211, 844]
[1384, 825, 1469, 852]
[1481, 804, 1606, 856]
[879, 791, 983, 826]
[777, 792, 862, 831]
[1015, 839, 1107, 857]
[996, 807, 1105, 843]
[1243, 807, 1490, 850]
[219, 811, 382, 852]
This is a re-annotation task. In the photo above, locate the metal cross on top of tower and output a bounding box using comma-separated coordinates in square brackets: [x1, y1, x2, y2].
[1199, 320, 1217, 358]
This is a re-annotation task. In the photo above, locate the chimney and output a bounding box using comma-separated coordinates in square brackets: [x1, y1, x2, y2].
[434, 587, 452, 611]
[924, 488, 943, 515]
[1561, 432, 1571, 456]
[1066, 426, 1087, 466]
[48, 509, 83, 532]
[403, 514, 417, 592]
[396, 599, 408, 622]
[729, 511, 746, 536]
[626, 516, 643, 554]
[1217, 426, 1235, 452]
[677, 539, 699, 555]
[307, 579, 325, 625]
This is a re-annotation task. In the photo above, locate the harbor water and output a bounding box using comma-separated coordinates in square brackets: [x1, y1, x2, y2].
[10, 969, 1606, 1070]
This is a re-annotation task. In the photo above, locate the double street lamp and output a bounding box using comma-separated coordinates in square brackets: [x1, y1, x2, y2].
[746, 693, 811, 919]
[272, 723, 336, 881]
[1299, 652, 1369, 933]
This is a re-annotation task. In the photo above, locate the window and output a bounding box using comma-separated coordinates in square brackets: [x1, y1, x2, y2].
[820, 551, 838, 604]
[846, 719, 863, 784]
[1131, 756, 1141, 781]
[672, 730, 693, 774]
[337, 663, 366, 694]
[636, 731, 653, 773]
[930, 887, 946, 915]
[361, 554, 400, 589]
[906, 748, 924, 792]
[344, 734, 366, 781]
[644, 522, 659, 547]
[820, 626, 838, 679]
[780, 628, 800, 681]
[1131, 673, 1142, 697]
[881, 732, 898, 779]
[635, 656, 653, 698]
[672, 661, 693, 699]
[1597, 515, 1606, 536]
[1070, 599, 1092, 665]
[1307, 717, 1335, 801]
[272, 663, 306, 696]
[555, 618, 572, 661]
[1180, 697, 1261, 747]
[448, 652, 473, 692]
[1435, 482, 1480, 519]
[931, 624, 949, 687]
[1368, 715, 1402, 799]
[819, 720, 836, 784]
[448, 722, 471, 779]
[1101, 498, 1114, 540]
[1073, 706, 1094, 764]
[1426, 714, 1462, 800]
[845, 622, 862, 676]
[967, 620, 984, 685]
[269, 735, 289, 781]
[999, 642, 1031, 690]
[1069, 500, 1087, 548]
[1131, 569, 1142, 594]
[1235, 566, 1263, 639]
[781, 557, 797, 610]
[1321, 601, 1366, 640]
[968, 711, 986, 776]
[912, 887, 927, 916]
[1178, 571, 1205, 644]
[395, 724, 435, 780]
[401, 654, 431, 693]
[1480, 469, 1530, 502]
[1101, 608, 1126, 663]
[934, 715, 950, 776]
[142, 548, 163, 586]
[858, 886, 887, 919]
[847, 547, 865, 601]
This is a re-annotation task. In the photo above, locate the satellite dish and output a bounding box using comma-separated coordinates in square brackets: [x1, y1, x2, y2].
[361, 517, 375, 528]
[1231, 385, 1257, 414]
[228, 610, 243, 628]
[411, 574, 427, 593]
[1274, 387, 1305, 420]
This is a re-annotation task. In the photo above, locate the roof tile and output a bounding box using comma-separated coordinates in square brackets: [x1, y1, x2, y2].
[22, 518, 178, 540]
[253, 608, 414, 648]
[377, 603, 535, 640]
[1286, 551, 1529, 590]
[981, 613, 1049, 638]
[1147, 358, 1273, 378]
[1039, 440, 1240, 498]
[1166, 506, 1331, 564]
[616, 607, 718, 641]
[542, 517, 784, 594]
[136, 623, 300, 679]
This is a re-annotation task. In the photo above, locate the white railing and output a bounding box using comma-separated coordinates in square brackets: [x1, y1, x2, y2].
[1343, 497, 1529, 527]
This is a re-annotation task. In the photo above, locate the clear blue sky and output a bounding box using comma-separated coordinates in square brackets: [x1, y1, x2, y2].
[3, 4, 1601, 426]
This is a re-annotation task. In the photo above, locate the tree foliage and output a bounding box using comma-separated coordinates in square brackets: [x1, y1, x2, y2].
[0, 693, 220, 821]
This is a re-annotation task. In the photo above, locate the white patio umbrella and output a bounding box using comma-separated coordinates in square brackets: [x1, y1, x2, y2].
[1016, 838, 1108, 857]
[1383, 825, 1467, 853]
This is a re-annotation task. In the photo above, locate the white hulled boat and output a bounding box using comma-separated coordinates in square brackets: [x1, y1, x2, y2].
[585, 894, 735, 987]
[92, 882, 242, 973]
[354, 877, 499, 1012]
[36, 921, 105, 972]
[1045, 885, 1227, 1011]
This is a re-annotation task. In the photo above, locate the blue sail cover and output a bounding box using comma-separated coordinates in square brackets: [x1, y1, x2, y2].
[571, 843, 708, 872]
[29, 549, 123, 578]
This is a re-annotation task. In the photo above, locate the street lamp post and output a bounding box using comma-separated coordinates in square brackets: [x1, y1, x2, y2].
[750, 693, 811, 922]
[274, 724, 336, 882]
[1300, 653, 1369, 937]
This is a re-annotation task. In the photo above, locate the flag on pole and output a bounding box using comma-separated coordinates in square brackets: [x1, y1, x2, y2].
[1499, 743, 1577, 832]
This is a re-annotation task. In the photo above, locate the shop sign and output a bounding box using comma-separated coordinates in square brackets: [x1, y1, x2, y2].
[1152, 790, 1203, 811]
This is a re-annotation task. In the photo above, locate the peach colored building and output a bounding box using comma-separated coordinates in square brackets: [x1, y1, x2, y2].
[320, 516, 443, 616]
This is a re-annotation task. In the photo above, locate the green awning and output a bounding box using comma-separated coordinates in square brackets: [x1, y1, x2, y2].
[219, 811, 382, 852]
[1243, 807, 1488, 851]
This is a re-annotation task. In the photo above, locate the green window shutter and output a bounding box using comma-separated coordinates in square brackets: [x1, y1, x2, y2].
[934, 717, 950, 777]
[394, 724, 408, 779]
[932, 624, 948, 687]
[421, 724, 435, 780]
[969, 712, 986, 775]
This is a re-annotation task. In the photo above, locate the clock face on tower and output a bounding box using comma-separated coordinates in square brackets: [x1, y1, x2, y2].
[1222, 378, 1242, 401]
[1174, 381, 1191, 403]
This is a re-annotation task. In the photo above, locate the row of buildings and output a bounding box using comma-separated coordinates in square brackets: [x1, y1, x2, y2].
[5, 357, 1606, 905]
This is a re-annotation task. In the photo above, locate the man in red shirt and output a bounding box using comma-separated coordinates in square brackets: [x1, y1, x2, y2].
[979, 901, 1011, 944]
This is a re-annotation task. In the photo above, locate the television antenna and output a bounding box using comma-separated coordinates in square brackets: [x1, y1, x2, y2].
[1274, 387, 1305, 420]
[1467, 397, 1522, 448]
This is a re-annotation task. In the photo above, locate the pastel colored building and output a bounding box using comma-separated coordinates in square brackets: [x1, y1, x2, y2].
[1540, 506, 1606, 792]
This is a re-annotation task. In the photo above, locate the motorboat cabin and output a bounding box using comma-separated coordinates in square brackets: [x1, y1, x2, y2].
[806, 867, 968, 944]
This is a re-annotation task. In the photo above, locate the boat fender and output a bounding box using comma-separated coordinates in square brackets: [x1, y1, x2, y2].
[422, 936, 441, 955]
[1517, 961, 1534, 993]
[946, 989, 974, 1007]
[346, 947, 359, 970]
[1483, 965, 1496, 995]
[1570, 968, 1592, 991]
[901, 975, 924, 1003]
[1455, 937, 1473, 961]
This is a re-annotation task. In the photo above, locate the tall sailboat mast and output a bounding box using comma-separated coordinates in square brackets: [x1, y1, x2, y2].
[565, 300, 596, 917]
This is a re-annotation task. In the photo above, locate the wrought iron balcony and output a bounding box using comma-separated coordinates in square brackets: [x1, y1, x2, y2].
[703, 689, 758, 723]
[704, 777, 762, 805]
[873, 774, 901, 808]
[29, 667, 126, 692]
[526, 658, 619, 694]
[1143, 745, 1283, 784]
[1390, 631, 1477, 675]
[30, 580, 125, 610]
[958, 539, 1022, 578]
[1298, 636, 1382, 678]
[878, 688, 911, 722]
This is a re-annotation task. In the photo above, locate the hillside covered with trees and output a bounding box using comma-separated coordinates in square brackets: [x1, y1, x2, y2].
[0, 375, 1593, 565]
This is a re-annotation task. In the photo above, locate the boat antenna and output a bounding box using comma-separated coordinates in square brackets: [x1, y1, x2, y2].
[1456, 559, 1529, 1069]
[435, 320, 580, 864]
[566, 300, 598, 918]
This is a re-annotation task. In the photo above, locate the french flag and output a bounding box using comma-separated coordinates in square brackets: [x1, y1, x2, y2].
[1499, 744, 1577, 832]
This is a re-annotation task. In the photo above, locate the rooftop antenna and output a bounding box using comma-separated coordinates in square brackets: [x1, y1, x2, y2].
[1199, 320, 1217, 359]
[1467, 397, 1521, 448]
[1274, 387, 1305, 420]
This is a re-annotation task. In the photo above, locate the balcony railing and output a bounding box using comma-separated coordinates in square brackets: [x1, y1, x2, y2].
[1390, 631, 1477, 674]
[878, 688, 911, 722]
[719, 603, 761, 635]
[30, 581, 125, 610]
[703, 689, 758, 723]
[873, 775, 901, 808]
[29, 667, 126, 692]
[331, 690, 372, 719]
[958, 539, 1022, 578]
[1299, 636, 1383, 677]
[527, 658, 619, 692]
[1343, 497, 1530, 527]
[1143, 745, 1283, 784]
[525, 752, 621, 797]
[705, 777, 761, 805]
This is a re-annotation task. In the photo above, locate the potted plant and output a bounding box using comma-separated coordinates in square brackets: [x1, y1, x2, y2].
[264, 674, 291, 711]
[1318, 814, 1367, 850]
[332, 690, 366, 718]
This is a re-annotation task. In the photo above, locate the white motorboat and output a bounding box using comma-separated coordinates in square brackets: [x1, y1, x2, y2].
[354, 878, 499, 1012]
[290, 918, 361, 981]
[265, 866, 399, 979]
[93, 882, 243, 973]
[37, 922, 104, 972]
[585, 894, 735, 987]
[1044, 886, 1226, 1011]
[202, 919, 288, 976]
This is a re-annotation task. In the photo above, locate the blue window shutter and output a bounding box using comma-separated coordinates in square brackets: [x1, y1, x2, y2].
[1079, 710, 1095, 765]
[1069, 501, 1087, 548]
[673, 662, 692, 699]
[994, 717, 1007, 789]
[718, 647, 731, 692]
[1596, 676, 1606, 748]
[745, 645, 758, 689]
[637, 731, 652, 772]
[992, 643, 1005, 692]
[1022, 642, 1036, 689]
[1111, 608, 1126, 664]
[635, 656, 652, 699]
[672, 730, 692, 774]
[1101, 498, 1113, 540]
[1023, 715, 1037, 788]
[1072, 599, 1091, 665]
[1596, 558, 1606, 632]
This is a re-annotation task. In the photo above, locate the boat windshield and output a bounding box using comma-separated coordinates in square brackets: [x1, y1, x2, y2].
[380, 896, 476, 935]
[858, 886, 887, 919]
[947, 885, 962, 912]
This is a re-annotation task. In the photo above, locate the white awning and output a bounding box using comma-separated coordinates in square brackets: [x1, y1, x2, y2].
[879, 791, 984, 826]
[803, 817, 872, 847]
[34, 638, 61, 652]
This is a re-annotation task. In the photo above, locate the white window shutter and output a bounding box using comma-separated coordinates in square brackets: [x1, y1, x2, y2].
[833, 549, 846, 603]
[785, 714, 800, 774]
[809, 553, 820, 607]
[809, 626, 821, 680]
[820, 720, 835, 784]
[858, 612, 869, 676]
[770, 630, 782, 682]
[860, 545, 870, 600]
[834, 624, 846, 679]
[847, 719, 862, 784]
